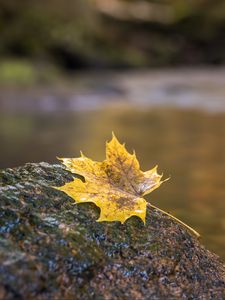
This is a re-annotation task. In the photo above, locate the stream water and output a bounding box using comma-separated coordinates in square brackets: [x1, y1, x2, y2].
[1, 68, 225, 260]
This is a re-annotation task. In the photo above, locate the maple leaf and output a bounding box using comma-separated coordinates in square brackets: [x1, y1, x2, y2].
[55, 133, 165, 224]
[55, 134, 200, 237]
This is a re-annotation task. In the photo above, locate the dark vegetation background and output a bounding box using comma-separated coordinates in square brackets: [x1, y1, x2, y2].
[1, 0, 225, 72]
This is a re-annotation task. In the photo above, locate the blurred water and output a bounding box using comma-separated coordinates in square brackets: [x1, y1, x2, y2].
[0, 69, 225, 260]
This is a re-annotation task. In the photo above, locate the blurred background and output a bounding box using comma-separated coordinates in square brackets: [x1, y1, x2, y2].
[0, 0, 225, 259]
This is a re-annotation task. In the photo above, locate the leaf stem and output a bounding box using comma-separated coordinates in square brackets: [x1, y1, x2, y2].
[148, 203, 200, 238]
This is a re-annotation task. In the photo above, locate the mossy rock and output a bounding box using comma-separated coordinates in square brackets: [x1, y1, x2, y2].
[0, 162, 224, 300]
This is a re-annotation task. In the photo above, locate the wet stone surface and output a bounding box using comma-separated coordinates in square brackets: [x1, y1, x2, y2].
[0, 162, 224, 300]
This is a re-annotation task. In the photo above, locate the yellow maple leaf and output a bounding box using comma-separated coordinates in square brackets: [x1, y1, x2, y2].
[55, 133, 165, 224]
[54, 133, 200, 237]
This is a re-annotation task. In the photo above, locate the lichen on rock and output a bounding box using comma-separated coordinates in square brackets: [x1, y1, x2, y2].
[0, 162, 224, 300]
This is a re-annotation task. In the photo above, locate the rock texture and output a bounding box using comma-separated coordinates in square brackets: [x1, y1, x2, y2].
[0, 162, 224, 300]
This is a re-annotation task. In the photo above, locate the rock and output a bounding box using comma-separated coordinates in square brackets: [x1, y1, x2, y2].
[0, 162, 224, 300]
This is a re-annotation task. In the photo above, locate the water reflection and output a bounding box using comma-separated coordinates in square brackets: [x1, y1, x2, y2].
[0, 107, 225, 260]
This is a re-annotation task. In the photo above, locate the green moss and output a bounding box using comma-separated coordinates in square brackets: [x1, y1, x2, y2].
[0, 59, 60, 85]
[0, 162, 224, 299]
[0, 60, 36, 84]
